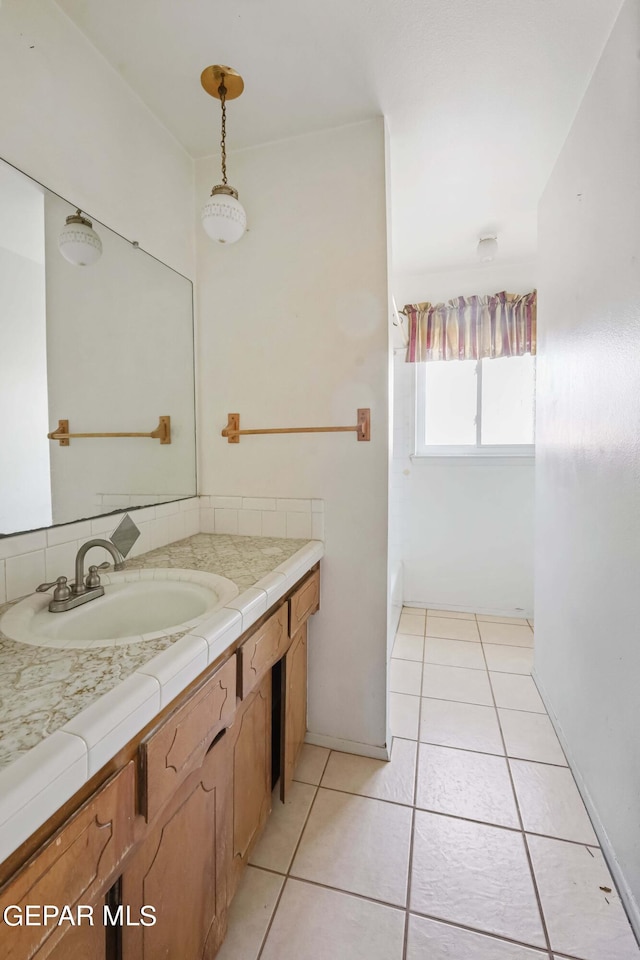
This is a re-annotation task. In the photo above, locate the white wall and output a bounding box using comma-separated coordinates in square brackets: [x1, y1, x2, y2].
[535, 0, 640, 927]
[392, 260, 536, 615]
[0, 0, 194, 279]
[196, 119, 390, 755]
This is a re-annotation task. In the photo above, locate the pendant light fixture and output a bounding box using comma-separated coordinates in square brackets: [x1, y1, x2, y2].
[58, 209, 103, 266]
[477, 235, 498, 262]
[201, 65, 246, 244]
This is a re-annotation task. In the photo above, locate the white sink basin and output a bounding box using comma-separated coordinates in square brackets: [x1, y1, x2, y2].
[0, 569, 239, 649]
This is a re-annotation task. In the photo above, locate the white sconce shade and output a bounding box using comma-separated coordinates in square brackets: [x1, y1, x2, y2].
[201, 185, 246, 244]
[477, 236, 498, 262]
[58, 210, 102, 266]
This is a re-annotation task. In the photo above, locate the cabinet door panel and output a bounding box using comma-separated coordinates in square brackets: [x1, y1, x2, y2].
[238, 606, 288, 698]
[281, 623, 308, 801]
[0, 763, 135, 960]
[228, 673, 272, 899]
[35, 895, 107, 960]
[288, 570, 319, 637]
[140, 655, 236, 822]
[122, 736, 231, 960]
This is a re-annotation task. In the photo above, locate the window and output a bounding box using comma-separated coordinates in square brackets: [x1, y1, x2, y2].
[415, 354, 535, 456]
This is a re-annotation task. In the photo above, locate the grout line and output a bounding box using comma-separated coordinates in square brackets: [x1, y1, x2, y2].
[393, 687, 549, 718]
[402, 644, 426, 959]
[478, 629, 555, 960]
[255, 749, 331, 960]
[408, 907, 551, 955]
[418, 735, 569, 767]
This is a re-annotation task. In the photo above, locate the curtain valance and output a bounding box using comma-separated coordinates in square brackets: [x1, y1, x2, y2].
[403, 290, 536, 362]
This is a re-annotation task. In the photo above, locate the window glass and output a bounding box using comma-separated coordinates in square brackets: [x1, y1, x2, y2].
[424, 359, 477, 446]
[481, 355, 535, 445]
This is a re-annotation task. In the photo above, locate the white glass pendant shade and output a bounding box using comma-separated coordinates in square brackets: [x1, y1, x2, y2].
[201, 185, 246, 244]
[477, 236, 498, 262]
[58, 211, 102, 266]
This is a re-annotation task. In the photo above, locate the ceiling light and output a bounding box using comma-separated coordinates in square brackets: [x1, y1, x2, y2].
[58, 210, 102, 266]
[477, 235, 498, 262]
[201, 65, 247, 244]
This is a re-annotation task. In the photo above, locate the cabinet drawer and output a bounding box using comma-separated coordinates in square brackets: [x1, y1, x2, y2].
[238, 605, 289, 698]
[0, 761, 135, 960]
[289, 569, 320, 637]
[140, 655, 237, 823]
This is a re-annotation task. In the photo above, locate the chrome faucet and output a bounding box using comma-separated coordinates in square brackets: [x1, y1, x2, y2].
[37, 538, 125, 613]
[73, 539, 125, 593]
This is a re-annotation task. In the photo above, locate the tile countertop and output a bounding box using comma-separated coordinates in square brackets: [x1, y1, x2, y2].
[0, 533, 324, 865]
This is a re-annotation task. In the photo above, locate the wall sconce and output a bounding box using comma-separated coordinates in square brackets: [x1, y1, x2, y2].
[200, 64, 247, 245]
[477, 235, 498, 262]
[58, 210, 102, 266]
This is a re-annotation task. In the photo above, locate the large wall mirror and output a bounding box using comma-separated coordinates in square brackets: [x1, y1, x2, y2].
[0, 157, 196, 537]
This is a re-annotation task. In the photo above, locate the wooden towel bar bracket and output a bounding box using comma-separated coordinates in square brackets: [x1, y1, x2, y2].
[221, 409, 371, 444]
[48, 416, 171, 446]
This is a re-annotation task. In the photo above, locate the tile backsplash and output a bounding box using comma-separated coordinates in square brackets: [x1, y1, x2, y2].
[199, 496, 325, 542]
[0, 495, 324, 603]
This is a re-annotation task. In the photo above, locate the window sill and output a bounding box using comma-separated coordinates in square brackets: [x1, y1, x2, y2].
[411, 451, 535, 466]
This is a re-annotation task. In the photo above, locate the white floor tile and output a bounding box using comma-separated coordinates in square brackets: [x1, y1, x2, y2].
[420, 698, 504, 755]
[427, 609, 476, 620]
[499, 710, 567, 766]
[402, 606, 426, 617]
[491, 673, 546, 713]
[294, 744, 330, 785]
[426, 616, 480, 642]
[390, 692, 420, 740]
[291, 788, 412, 906]
[483, 643, 534, 675]
[478, 622, 534, 647]
[321, 738, 416, 806]
[422, 663, 493, 706]
[260, 879, 405, 960]
[528, 835, 640, 960]
[249, 782, 316, 873]
[407, 915, 549, 960]
[510, 760, 598, 844]
[390, 658, 423, 696]
[392, 633, 424, 662]
[424, 636, 485, 669]
[398, 613, 425, 636]
[416, 744, 519, 828]
[216, 866, 284, 960]
[476, 614, 530, 625]
[411, 811, 545, 947]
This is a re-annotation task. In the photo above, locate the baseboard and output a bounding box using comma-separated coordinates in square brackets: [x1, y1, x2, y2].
[305, 731, 390, 761]
[403, 599, 533, 619]
[533, 670, 640, 940]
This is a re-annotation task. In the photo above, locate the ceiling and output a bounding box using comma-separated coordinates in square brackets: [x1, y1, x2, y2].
[55, 0, 622, 278]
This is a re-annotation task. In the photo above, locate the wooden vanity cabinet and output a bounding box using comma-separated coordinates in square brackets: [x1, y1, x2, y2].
[0, 565, 320, 960]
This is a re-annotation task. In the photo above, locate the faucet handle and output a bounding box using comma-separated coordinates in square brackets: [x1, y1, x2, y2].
[85, 562, 110, 589]
[37, 576, 71, 601]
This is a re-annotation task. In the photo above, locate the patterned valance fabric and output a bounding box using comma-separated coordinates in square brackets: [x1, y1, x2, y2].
[403, 290, 537, 362]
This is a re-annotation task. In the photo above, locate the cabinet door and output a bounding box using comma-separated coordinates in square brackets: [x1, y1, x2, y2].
[122, 731, 231, 960]
[0, 763, 135, 960]
[280, 622, 308, 801]
[34, 894, 108, 960]
[228, 672, 272, 900]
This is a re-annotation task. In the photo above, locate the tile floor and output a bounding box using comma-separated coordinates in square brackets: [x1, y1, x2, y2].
[217, 607, 640, 960]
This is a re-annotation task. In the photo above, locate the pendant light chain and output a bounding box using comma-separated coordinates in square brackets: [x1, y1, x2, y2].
[219, 76, 228, 186]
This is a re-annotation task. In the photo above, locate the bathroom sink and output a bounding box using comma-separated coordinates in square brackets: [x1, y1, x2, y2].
[0, 569, 239, 649]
